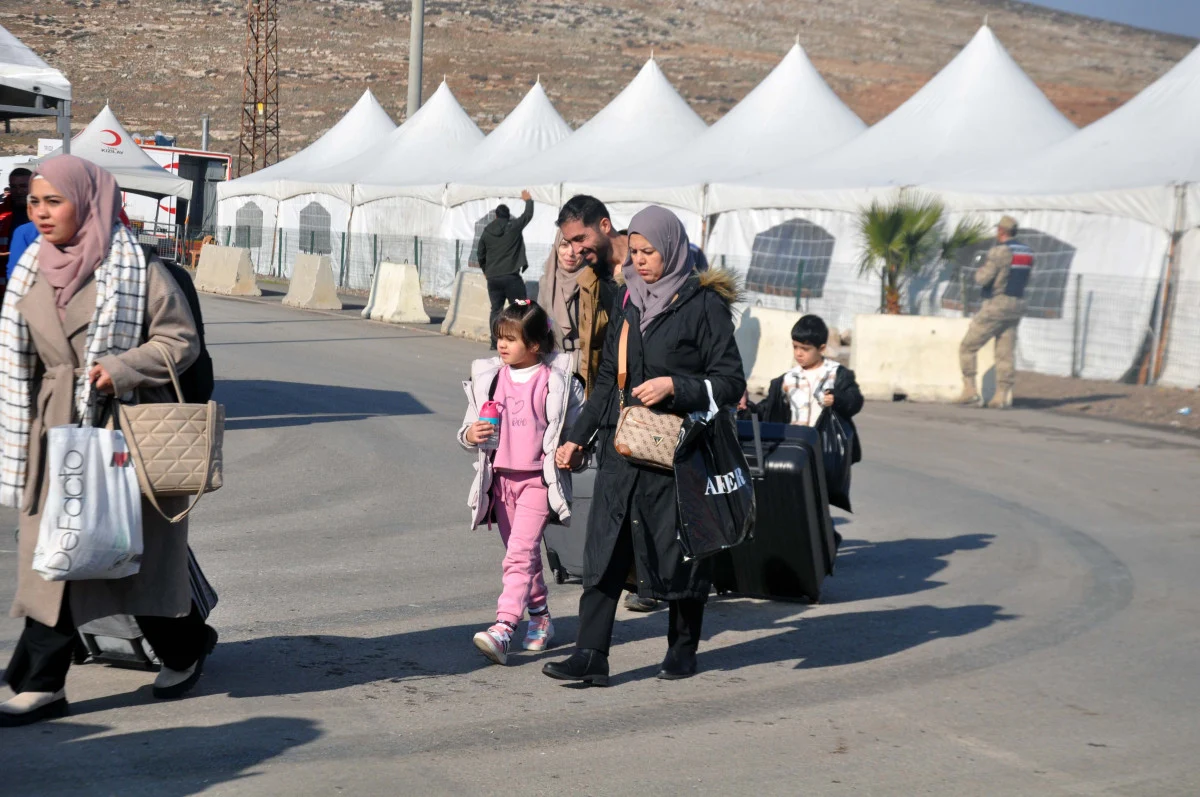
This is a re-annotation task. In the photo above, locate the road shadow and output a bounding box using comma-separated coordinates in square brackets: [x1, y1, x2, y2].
[215, 379, 432, 430]
[2, 716, 320, 796]
[699, 603, 1015, 675]
[819, 533, 996, 603]
[1014, 394, 1126, 410]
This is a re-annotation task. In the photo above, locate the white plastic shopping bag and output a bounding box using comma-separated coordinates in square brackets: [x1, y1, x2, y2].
[34, 424, 143, 582]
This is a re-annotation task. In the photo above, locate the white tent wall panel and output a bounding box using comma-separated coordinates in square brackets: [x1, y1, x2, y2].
[345, 197, 447, 292]
[1160, 227, 1200, 388]
[705, 207, 881, 335]
[600, 201, 703, 243]
[940, 208, 1168, 380]
[274, 193, 352, 281]
[216, 194, 279, 274]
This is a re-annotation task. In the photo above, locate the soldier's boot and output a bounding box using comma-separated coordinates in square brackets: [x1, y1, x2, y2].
[985, 387, 1013, 409]
[955, 377, 981, 405]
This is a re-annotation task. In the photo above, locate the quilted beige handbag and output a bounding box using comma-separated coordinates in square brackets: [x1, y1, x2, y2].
[612, 320, 683, 472]
[117, 341, 225, 523]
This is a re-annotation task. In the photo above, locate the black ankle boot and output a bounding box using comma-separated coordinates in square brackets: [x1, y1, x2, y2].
[657, 648, 697, 680]
[542, 648, 610, 686]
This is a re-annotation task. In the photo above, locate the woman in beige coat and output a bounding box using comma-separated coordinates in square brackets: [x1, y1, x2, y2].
[0, 156, 214, 726]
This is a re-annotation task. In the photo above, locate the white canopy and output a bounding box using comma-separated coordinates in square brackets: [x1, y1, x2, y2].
[0, 24, 70, 104]
[218, 90, 396, 201]
[279, 81, 482, 204]
[357, 81, 571, 205]
[710, 26, 1077, 213]
[41, 105, 191, 198]
[568, 43, 866, 214]
[934, 41, 1200, 229]
[447, 59, 706, 206]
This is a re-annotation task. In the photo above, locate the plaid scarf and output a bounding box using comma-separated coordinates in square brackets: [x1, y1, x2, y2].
[0, 224, 147, 508]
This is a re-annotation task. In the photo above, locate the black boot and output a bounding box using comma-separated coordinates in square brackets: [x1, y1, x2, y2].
[542, 648, 609, 687]
[657, 648, 697, 680]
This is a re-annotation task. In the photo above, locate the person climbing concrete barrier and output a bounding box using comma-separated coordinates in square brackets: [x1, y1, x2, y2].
[361, 261, 429, 325]
[283, 254, 343, 311]
[194, 244, 262, 297]
[440, 270, 491, 343]
[852, 314, 995, 403]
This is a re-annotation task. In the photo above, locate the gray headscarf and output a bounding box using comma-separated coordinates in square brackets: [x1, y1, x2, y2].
[623, 205, 695, 333]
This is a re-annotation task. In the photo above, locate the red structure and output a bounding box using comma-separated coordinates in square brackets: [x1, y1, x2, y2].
[237, 0, 280, 176]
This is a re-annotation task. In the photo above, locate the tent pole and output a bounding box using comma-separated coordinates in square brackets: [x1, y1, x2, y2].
[1148, 183, 1187, 385]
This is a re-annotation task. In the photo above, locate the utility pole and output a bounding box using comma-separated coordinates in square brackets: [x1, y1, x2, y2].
[407, 0, 425, 119]
[237, 0, 280, 176]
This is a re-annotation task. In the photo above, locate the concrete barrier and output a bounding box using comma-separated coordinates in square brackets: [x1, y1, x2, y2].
[851, 314, 995, 403]
[734, 307, 812, 394]
[194, 244, 262, 297]
[440, 270, 491, 343]
[361, 261, 429, 324]
[283, 254, 342, 311]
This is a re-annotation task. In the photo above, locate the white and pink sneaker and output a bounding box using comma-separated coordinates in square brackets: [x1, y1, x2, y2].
[473, 623, 513, 665]
[523, 613, 555, 651]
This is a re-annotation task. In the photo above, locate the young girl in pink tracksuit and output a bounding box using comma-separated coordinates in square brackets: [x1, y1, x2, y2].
[458, 301, 586, 665]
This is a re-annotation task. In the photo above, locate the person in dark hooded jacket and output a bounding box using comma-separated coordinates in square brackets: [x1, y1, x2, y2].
[478, 190, 535, 349]
[544, 206, 746, 686]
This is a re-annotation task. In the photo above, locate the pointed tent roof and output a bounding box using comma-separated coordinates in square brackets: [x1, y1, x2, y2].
[219, 89, 396, 200]
[281, 81, 483, 203]
[568, 42, 866, 213]
[357, 81, 572, 204]
[447, 59, 706, 206]
[40, 105, 190, 198]
[0, 24, 70, 102]
[710, 26, 1077, 213]
[933, 41, 1200, 227]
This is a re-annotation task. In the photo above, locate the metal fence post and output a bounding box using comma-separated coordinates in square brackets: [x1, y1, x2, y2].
[1071, 274, 1083, 378]
[372, 234, 379, 275]
[455, 240, 462, 273]
[959, 267, 968, 318]
[339, 235, 347, 287]
[277, 230, 284, 277]
[794, 262, 805, 312]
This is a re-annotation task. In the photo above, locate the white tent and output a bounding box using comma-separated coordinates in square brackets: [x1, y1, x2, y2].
[566, 43, 866, 228]
[709, 26, 1076, 214]
[704, 25, 1077, 337]
[42, 105, 191, 199]
[930, 42, 1200, 386]
[272, 81, 482, 289]
[348, 81, 572, 297]
[0, 24, 71, 148]
[216, 89, 395, 268]
[444, 58, 707, 248]
[218, 89, 396, 202]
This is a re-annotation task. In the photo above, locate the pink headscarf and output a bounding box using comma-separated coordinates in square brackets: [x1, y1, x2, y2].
[32, 155, 122, 316]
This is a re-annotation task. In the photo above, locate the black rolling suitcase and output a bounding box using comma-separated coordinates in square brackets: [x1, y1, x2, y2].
[544, 463, 594, 584]
[713, 419, 837, 602]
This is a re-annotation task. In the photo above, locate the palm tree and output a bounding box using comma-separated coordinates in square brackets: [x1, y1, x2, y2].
[857, 195, 986, 314]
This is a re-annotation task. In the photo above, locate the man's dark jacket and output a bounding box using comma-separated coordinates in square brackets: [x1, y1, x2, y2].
[477, 199, 534, 279]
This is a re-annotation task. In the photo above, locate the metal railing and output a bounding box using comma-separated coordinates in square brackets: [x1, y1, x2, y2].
[215, 224, 1200, 388]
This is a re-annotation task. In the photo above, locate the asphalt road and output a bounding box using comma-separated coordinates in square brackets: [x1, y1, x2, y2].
[1, 294, 1197, 796]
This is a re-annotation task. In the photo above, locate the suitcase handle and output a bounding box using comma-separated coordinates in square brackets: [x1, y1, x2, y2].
[749, 415, 766, 479]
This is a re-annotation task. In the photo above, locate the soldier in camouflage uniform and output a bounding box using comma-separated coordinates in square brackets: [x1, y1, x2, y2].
[958, 215, 1034, 409]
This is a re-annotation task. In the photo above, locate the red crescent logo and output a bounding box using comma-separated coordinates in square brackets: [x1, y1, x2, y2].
[100, 129, 122, 147]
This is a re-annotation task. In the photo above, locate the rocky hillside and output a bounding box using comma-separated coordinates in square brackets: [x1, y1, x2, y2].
[2, 0, 1194, 160]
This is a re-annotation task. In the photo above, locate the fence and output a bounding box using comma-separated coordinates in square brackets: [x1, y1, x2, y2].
[215, 223, 1200, 388]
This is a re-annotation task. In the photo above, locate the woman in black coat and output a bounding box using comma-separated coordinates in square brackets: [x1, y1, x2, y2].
[544, 206, 745, 685]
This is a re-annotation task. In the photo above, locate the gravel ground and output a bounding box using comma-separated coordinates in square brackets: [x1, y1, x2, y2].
[1014, 371, 1200, 436]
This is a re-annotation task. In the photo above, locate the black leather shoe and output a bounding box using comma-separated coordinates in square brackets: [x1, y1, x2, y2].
[542, 648, 610, 686]
[657, 649, 697, 680]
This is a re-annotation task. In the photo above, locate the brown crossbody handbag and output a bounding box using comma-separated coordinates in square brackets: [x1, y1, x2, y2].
[612, 320, 684, 472]
[116, 341, 225, 524]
